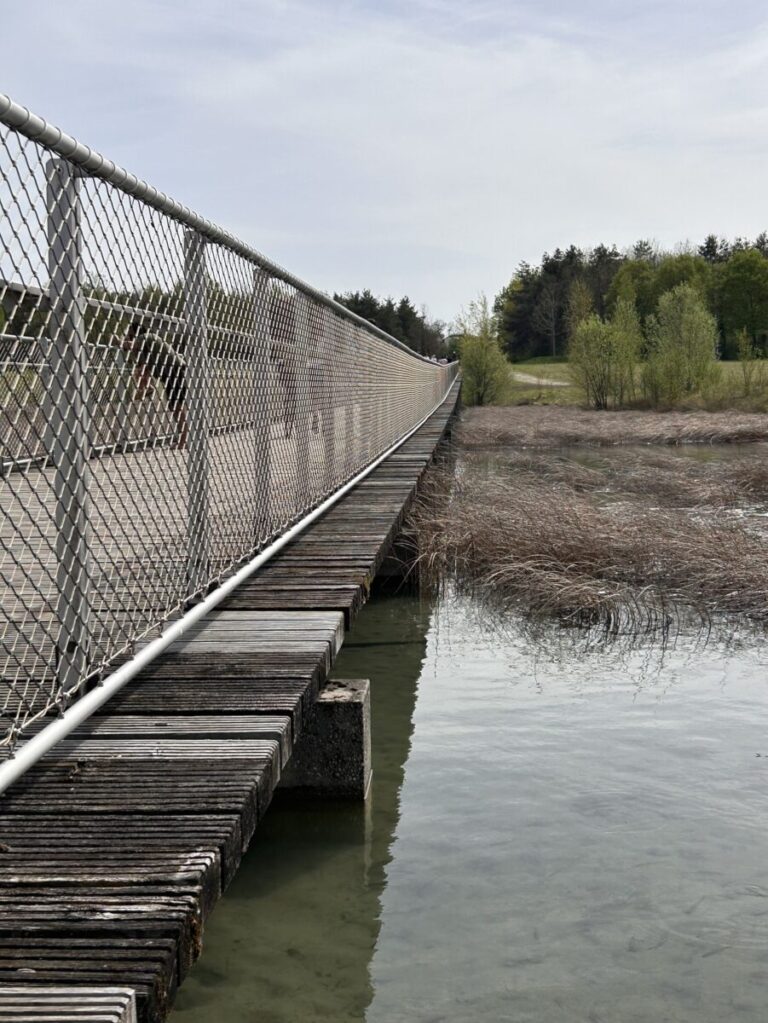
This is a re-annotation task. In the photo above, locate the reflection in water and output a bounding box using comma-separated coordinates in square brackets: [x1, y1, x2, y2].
[171, 595, 432, 1023]
[367, 598, 768, 1023]
[174, 589, 768, 1023]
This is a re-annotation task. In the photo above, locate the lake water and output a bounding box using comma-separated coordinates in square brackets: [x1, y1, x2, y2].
[171, 591, 768, 1023]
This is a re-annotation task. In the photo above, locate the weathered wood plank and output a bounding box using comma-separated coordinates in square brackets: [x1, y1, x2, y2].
[0, 986, 138, 1023]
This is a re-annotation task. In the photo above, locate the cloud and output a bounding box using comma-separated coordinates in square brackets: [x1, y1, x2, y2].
[3, 0, 768, 319]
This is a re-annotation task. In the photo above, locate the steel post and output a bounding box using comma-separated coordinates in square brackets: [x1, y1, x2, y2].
[252, 268, 271, 539]
[44, 157, 91, 699]
[184, 229, 211, 595]
[294, 295, 311, 507]
[320, 305, 336, 490]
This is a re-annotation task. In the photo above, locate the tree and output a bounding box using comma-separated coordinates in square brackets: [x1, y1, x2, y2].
[566, 279, 593, 341]
[585, 244, 624, 316]
[494, 264, 542, 361]
[698, 235, 731, 264]
[333, 290, 445, 356]
[648, 254, 712, 310]
[457, 295, 510, 406]
[632, 239, 658, 263]
[531, 276, 561, 357]
[568, 316, 616, 410]
[606, 259, 657, 321]
[642, 285, 719, 405]
[717, 249, 768, 351]
[610, 298, 643, 404]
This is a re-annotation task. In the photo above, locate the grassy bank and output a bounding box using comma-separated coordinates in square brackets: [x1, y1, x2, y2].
[411, 405, 768, 634]
[502, 358, 768, 412]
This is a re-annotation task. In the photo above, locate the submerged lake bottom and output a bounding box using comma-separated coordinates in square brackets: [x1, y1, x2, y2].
[172, 591, 768, 1023]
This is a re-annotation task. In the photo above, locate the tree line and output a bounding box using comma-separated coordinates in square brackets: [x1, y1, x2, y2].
[494, 235, 768, 362]
[333, 290, 445, 357]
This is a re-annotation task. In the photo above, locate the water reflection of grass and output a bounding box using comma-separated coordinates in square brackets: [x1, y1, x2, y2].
[411, 431, 768, 638]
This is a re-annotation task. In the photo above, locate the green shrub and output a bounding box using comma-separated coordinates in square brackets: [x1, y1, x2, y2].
[642, 285, 719, 405]
[736, 328, 766, 397]
[568, 316, 615, 409]
[457, 295, 511, 406]
[459, 335, 510, 406]
[568, 300, 641, 409]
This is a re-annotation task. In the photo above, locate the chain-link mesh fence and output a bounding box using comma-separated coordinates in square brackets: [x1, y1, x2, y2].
[0, 96, 457, 751]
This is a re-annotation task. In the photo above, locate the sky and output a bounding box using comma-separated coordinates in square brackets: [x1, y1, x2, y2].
[3, 0, 768, 323]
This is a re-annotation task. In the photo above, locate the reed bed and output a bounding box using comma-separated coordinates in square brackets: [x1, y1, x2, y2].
[461, 405, 768, 449]
[464, 447, 768, 510]
[410, 456, 768, 634]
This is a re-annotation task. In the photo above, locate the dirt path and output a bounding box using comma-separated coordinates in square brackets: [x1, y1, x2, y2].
[511, 370, 570, 388]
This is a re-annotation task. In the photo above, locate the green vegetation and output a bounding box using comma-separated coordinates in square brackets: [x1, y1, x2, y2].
[455, 295, 510, 406]
[568, 298, 641, 410]
[333, 289, 445, 357]
[493, 234, 768, 363]
[475, 235, 768, 412]
[641, 286, 719, 406]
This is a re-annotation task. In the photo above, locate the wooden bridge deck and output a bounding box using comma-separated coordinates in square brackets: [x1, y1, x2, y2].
[0, 384, 459, 1023]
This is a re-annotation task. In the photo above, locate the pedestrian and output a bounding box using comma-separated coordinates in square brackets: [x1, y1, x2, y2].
[120, 321, 188, 448]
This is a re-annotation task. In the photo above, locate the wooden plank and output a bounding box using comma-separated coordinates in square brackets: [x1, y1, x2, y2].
[0, 815, 244, 888]
[67, 716, 292, 767]
[0, 986, 138, 1023]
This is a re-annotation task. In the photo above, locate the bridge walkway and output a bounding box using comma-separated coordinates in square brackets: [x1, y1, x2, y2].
[0, 382, 459, 1023]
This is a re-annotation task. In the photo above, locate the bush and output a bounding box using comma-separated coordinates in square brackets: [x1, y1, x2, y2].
[736, 328, 767, 397]
[459, 335, 510, 406]
[568, 301, 641, 409]
[457, 295, 510, 406]
[642, 285, 719, 405]
[568, 316, 615, 409]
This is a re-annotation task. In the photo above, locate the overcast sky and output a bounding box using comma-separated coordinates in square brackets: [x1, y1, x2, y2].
[4, 0, 768, 322]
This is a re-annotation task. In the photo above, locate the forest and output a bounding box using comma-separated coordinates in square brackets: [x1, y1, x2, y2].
[494, 235, 768, 362]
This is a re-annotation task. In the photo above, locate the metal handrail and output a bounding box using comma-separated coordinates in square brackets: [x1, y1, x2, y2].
[0, 93, 458, 761]
[0, 93, 438, 363]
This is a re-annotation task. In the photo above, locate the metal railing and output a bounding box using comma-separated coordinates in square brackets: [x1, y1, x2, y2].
[0, 94, 458, 754]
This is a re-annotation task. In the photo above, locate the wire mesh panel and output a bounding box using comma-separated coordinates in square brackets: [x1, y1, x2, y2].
[0, 96, 458, 751]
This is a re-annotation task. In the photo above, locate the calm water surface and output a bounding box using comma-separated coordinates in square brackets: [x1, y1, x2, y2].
[172, 594, 768, 1022]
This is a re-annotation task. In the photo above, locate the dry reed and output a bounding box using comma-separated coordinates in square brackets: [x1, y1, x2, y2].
[463, 447, 768, 510]
[410, 463, 768, 634]
[460, 405, 768, 449]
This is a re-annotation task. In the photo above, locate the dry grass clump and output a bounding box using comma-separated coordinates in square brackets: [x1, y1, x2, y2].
[410, 468, 768, 633]
[460, 405, 768, 450]
[465, 447, 768, 511]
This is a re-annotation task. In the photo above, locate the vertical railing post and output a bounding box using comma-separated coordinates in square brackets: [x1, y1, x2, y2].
[252, 268, 271, 540]
[293, 294, 311, 508]
[320, 306, 336, 490]
[44, 158, 91, 699]
[343, 320, 355, 475]
[184, 229, 211, 596]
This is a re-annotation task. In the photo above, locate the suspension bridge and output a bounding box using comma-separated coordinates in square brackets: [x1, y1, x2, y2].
[0, 94, 459, 1022]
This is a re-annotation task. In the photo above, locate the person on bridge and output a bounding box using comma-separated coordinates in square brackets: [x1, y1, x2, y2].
[120, 322, 188, 449]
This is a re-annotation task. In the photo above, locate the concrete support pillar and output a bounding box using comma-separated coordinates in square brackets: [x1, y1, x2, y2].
[280, 678, 371, 800]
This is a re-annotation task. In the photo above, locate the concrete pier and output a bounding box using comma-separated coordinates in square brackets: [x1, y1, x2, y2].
[280, 679, 371, 800]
